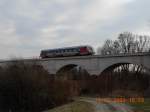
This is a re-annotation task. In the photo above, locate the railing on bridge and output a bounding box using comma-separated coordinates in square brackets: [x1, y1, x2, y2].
[0, 52, 150, 62]
[99, 51, 150, 57]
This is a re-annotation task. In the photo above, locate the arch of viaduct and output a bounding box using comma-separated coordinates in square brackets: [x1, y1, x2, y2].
[0, 53, 150, 75]
[39, 53, 150, 75]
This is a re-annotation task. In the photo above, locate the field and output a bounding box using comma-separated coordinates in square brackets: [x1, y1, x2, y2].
[44, 101, 94, 112]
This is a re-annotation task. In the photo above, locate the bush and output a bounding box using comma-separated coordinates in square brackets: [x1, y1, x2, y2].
[0, 61, 73, 112]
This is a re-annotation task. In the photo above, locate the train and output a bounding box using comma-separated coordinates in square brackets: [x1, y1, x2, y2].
[40, 45, 94, 58]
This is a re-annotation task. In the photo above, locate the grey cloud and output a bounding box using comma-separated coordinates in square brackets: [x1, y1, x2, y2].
[0, 0, 150, 59]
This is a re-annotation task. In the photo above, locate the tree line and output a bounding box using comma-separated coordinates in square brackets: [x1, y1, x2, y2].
[0, 61, 78, 112]
[97, 32, 150, 55]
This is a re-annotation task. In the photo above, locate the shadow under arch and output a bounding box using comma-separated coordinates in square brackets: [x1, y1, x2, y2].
[56, 64, 77, 75]
[100, 62, 130, 75]
[100, 62, 150, 75]
[56, 64, 90, 80]
[97, 62, 150, 97]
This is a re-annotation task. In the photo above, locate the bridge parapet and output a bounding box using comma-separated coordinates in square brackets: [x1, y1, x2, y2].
[0, 52, 150, 75]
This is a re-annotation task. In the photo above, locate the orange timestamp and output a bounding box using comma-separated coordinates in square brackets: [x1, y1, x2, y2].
[112, 97, 144, 103]
[96, 97, 144, 103]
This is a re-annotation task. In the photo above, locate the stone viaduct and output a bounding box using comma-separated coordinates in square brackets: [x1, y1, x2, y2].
[0, 53, 150, 75]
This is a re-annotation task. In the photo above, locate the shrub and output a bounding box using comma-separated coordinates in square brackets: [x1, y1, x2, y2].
[0, 61, 73, 112]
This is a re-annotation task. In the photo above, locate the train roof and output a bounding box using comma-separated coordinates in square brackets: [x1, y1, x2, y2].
[41, 45, 93, 52]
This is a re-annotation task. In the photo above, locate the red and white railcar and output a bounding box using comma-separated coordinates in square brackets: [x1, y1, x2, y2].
[40, 45, 94, 58]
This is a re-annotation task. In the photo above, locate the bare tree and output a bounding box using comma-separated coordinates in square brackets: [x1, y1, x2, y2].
[98, 32, 150, 55]
[135, 35, 150, 52]
[100, 39, 114, 55]
[118, 32, 135, 53]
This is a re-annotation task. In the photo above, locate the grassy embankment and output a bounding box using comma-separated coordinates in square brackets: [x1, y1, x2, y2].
[128, 98, 150, 112]
[44, 101, 94, 112]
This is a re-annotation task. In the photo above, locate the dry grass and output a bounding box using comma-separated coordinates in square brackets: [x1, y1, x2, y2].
[44, 101, 94, 112]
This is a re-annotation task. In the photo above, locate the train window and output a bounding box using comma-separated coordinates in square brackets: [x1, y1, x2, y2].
[73, 49, 77, 52]
[41, 51, 46, 55]
[71, 49, 74, 52]
[70, 49, 72, 52]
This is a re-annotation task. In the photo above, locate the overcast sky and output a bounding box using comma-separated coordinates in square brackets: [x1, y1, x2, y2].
[0, 0, 150, 59]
